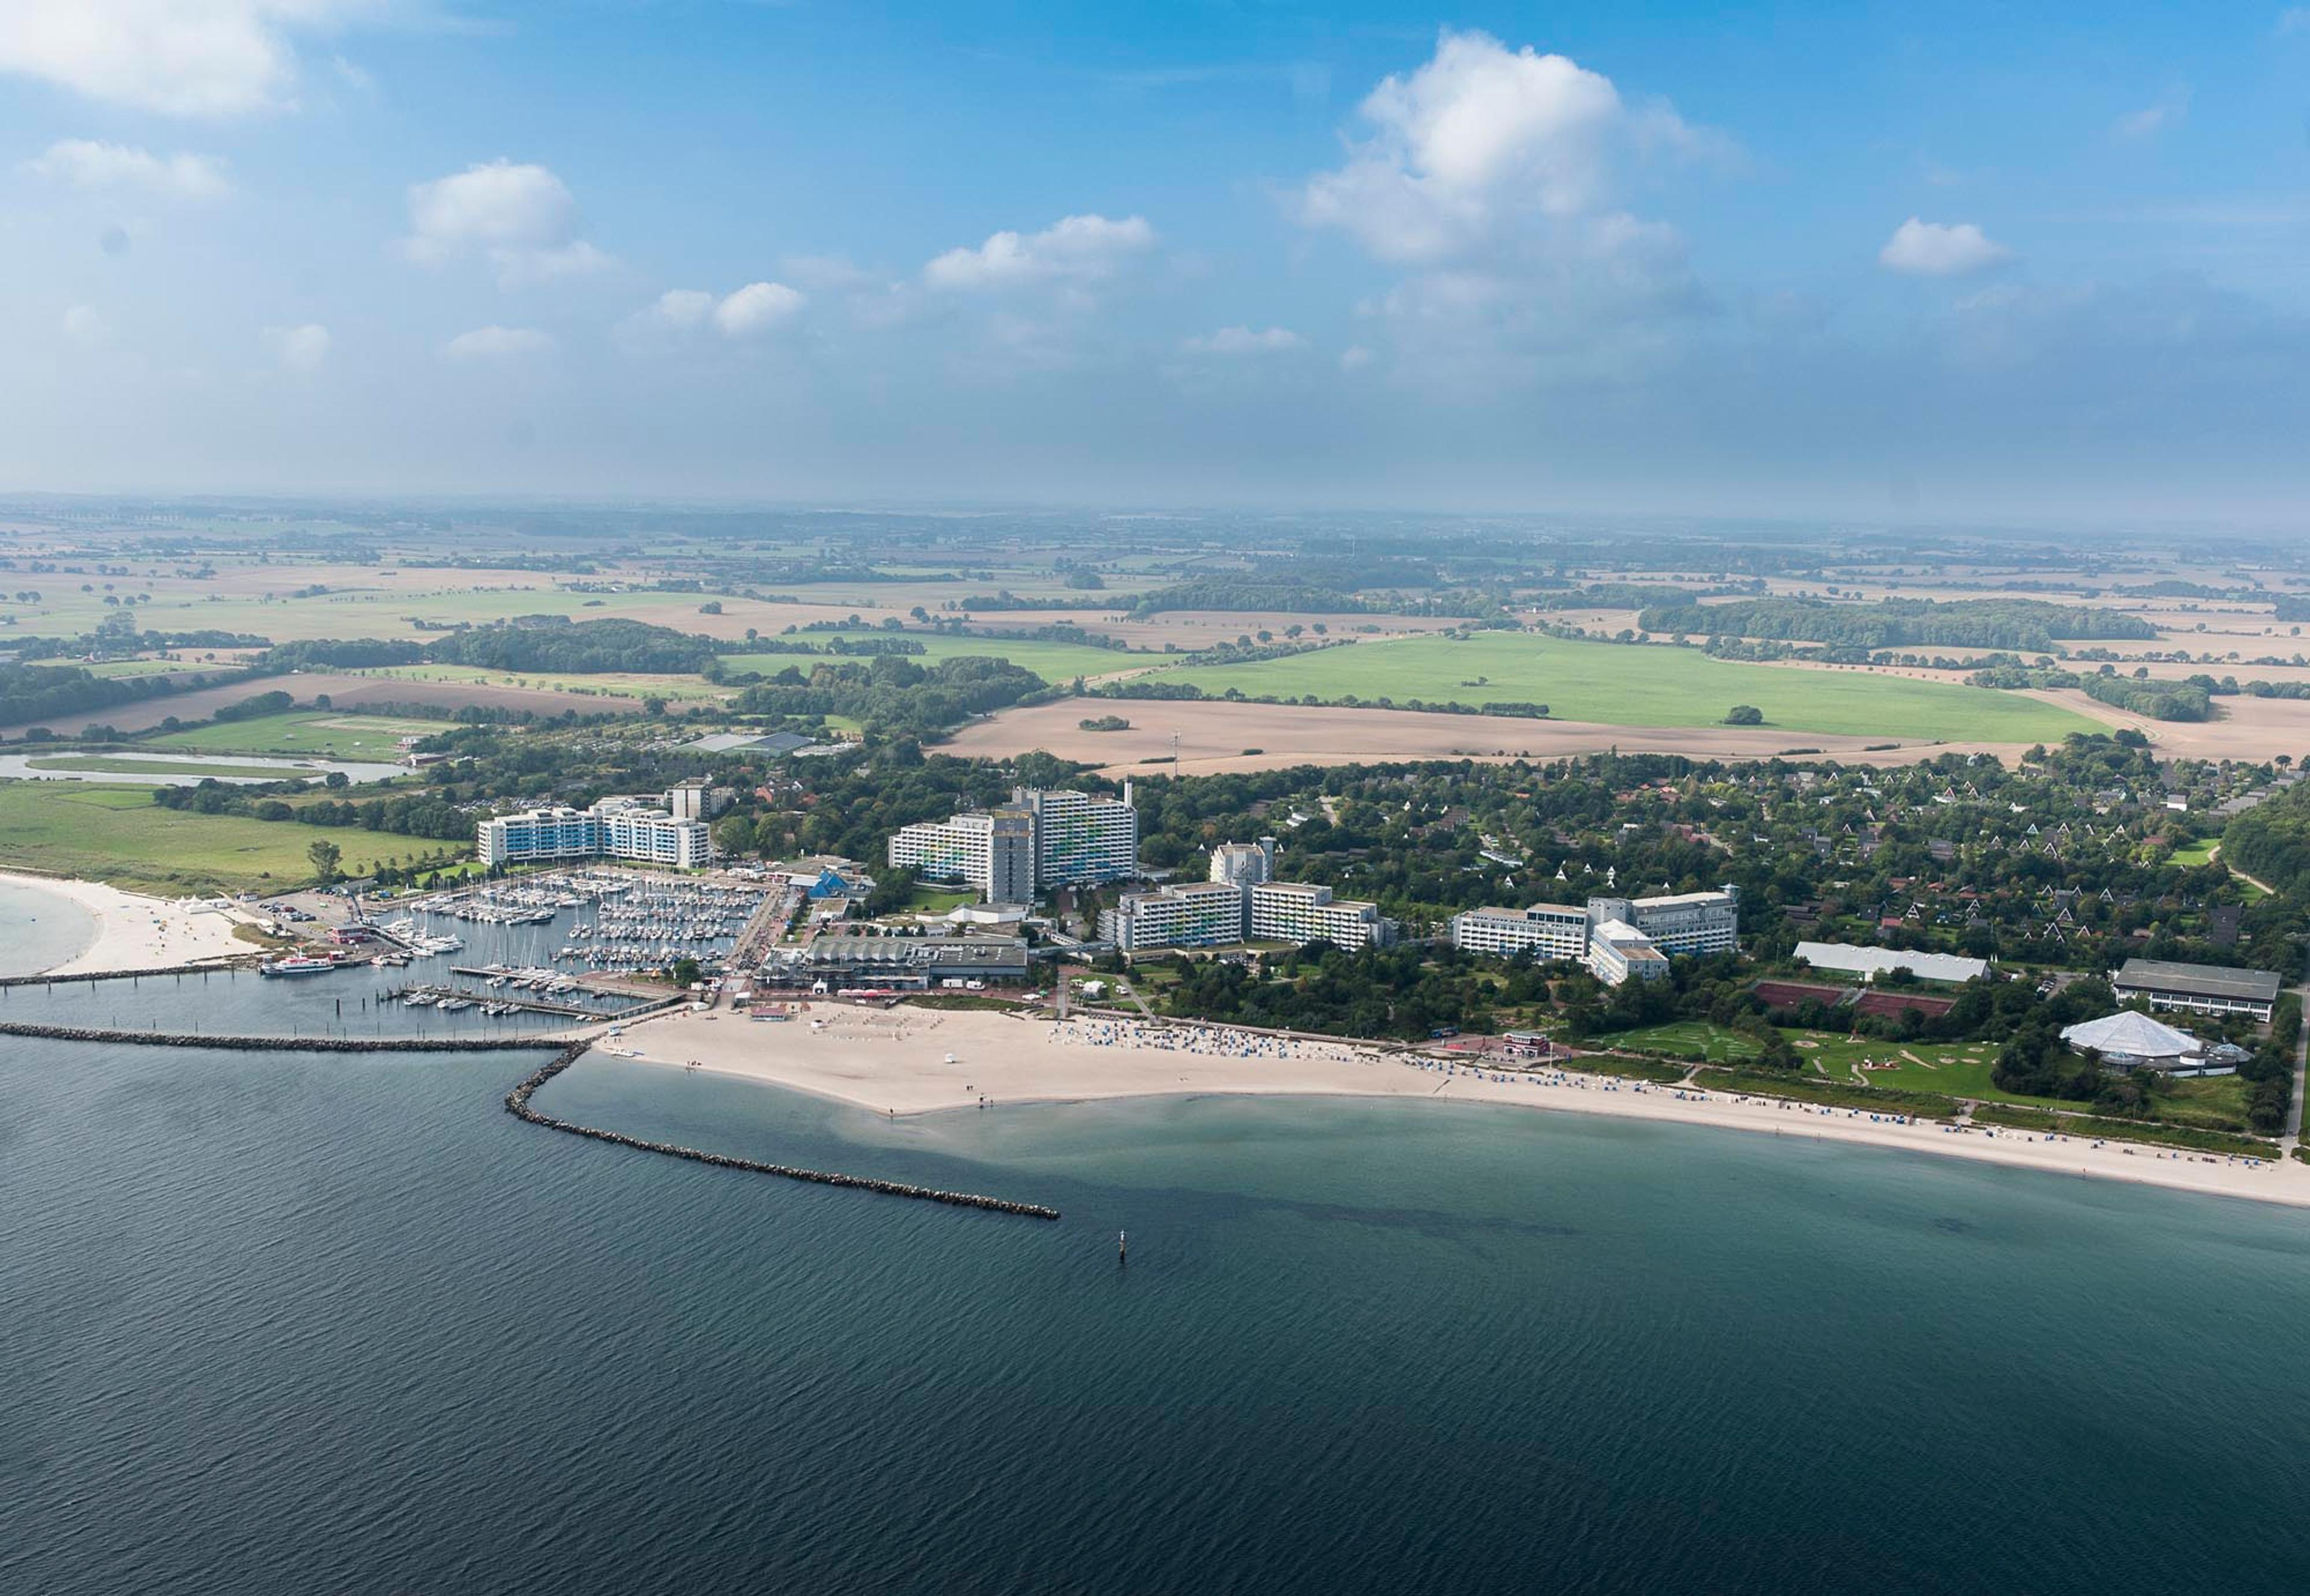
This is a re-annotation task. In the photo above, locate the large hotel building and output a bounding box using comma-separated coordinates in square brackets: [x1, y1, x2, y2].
[478, 792, 712, 870]
[1100, 837, 1395, 953]
[887, 786, 1139, 902]
[1449, 887, 1739, 985]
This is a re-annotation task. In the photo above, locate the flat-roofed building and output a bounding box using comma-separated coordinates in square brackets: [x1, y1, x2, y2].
[1209, 838, 1277, 887]
[887, 786, 1135, 901]
[1793, 941, 1988, 984]
[762, 934, 1031, 989]
[1449, 903, 1590, 961]
[1591, 887, 1740, 958]
[1249, 881, 1392, 951]
[478, 798, 710, 869]
[1586, 919, 1670, 985]
[1101, 880, 1250, 952]
[2111, 958, 2283, 1021]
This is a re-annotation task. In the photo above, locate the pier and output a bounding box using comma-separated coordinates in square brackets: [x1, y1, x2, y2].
[0, 959, 259, 990]
[394, 982, 621, 1022]
[0, 1020, 565, 1052]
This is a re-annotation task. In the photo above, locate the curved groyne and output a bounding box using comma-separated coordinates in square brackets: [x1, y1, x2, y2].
[507, 1043, 1063, 1221]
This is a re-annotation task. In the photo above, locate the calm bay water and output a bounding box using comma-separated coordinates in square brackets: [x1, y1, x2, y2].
[4, 957, 2309, 1591]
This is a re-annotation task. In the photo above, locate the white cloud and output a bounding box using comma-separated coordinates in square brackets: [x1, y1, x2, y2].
[1879, 217, 2013, 276]
[0, 0, 379, 117]
[24, 138, 230, 198]
[713, 280, 804, 336]
[403, 159, 611, 285]
[440, 324, 554, 360]
[1339, 344, 1375, 371]
[60, 304, 109, 345]
[1297, 28, 1721, 265]
[2111, 87, 2190, 143]
[639, 288, 716, 331]
[263, 322, 329, 370]
[923, 213, 1156, 291]
[1183, 325, 1305, 356]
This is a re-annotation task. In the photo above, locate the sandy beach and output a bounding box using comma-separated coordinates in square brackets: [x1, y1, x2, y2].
[616, 1005, 2310, 1210]
[0, 871, 254, 975]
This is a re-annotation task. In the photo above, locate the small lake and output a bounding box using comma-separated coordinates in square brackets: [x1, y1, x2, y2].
[0, 751, 407, 787]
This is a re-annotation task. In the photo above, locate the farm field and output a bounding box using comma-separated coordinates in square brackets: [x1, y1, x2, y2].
[0, 783, 415, 892]
[1127, 632, 2098, 741]
[149, 712, 451, 760]
[722, 633, 1145, 684]
[342, 663, 731, 704]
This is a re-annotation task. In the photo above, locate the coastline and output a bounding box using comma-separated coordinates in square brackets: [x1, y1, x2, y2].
[617, 1006, 2310, 1210]
[0, 870, 254, 976]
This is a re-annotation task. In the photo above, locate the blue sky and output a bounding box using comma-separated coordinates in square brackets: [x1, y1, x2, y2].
[2, 1, 2306, 522]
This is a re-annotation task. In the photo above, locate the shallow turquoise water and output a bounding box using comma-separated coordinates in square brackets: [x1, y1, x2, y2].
[4, 1026, 2308, 1593]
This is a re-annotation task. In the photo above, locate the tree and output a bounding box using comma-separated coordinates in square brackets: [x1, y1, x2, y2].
[1724, 705, 1764, 726]
[307, 839, 342, 882]
[713, 814, 757, 857]
[670, 955, 702, 988]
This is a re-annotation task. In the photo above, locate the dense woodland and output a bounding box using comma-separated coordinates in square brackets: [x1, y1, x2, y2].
[1636, 596, 2158, 650]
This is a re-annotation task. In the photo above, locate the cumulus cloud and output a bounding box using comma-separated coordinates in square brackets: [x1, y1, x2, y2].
[1294, 31, 1722, 387]
[618, 283, 805, 348]
[0, 0, 379, 117]
[1298, 29, 1721, 265]
[263, 322, 329, 370]
[1879, 217, 2013, 276]
[441, 325, 554, 360]
[1183, 325, 1305, 356]
[25, 138, 230, 198]
[404, 160, 611, 285]
[2111, 87, 2190, 143]
[713, 280, 804, 336]
[923, 214, 1156, 292]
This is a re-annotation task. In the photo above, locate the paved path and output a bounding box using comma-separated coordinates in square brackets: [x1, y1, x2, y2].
[2284, 949, 2309, 1154]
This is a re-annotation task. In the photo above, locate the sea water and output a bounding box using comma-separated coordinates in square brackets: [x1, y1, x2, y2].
[5, 1014, 2308, 1594]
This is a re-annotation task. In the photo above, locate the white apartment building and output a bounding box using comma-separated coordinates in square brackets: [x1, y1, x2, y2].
[1100, 880, 1250, 951]
[478, 794, 710, 870]
[1248, 881, 1391, 951]
[1593, 888, 1740, 957]
[1209, 838, 1278, 887]
[1450, 886, 1739, 984]
[1585, 919, 1670, 985]
[889, 787, 1134, 901]
[1449, 902, 1591, 961]
[1100, 841, 1393, 953]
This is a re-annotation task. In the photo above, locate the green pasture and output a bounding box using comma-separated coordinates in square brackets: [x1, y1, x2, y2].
[0, 783, 414, 892]
[1127, 632, 2096, 741]
[27, 754, 316, 780]
[147, 712, 450, 760]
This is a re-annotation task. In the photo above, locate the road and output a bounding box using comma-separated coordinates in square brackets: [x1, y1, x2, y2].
[2285, 946, 2309, 1154]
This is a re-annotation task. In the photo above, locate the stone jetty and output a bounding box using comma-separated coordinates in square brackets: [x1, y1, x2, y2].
[507, 1042, 1064, 1221]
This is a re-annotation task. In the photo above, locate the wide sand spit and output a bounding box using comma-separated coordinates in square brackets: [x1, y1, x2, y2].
[616, 1005, 2310, 1210]
[0, 870, 254, 974]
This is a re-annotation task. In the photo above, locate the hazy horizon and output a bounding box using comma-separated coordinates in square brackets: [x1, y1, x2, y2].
[4, 3, 2307, 523]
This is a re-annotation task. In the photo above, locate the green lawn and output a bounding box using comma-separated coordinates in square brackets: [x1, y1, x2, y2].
[147, 711, 451, 760]
[1609, 1020, 1761, 1063]
[2168, 839, 2218, 866]
[1127, 632, 2096, 741]
[723, 632, 1144, 685]
[904, 885, 980, 913]
[0, 783, 422, 892]
[28, 754, 319, 780]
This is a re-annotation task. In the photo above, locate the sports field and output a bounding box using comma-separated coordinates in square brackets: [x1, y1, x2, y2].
[722, 632, 1144, 684]
[0, 783, 419, 892]
[1130, 633, 2096, 741]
